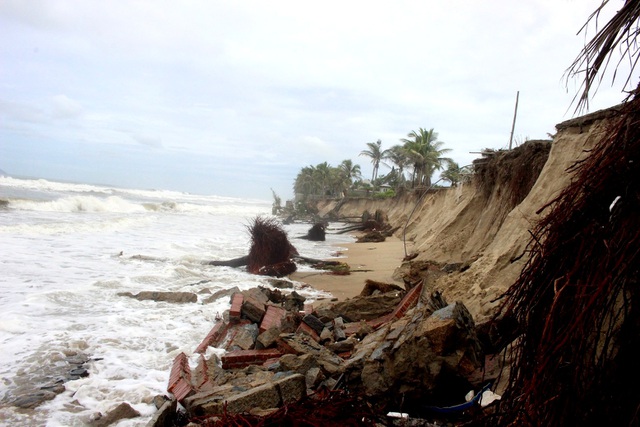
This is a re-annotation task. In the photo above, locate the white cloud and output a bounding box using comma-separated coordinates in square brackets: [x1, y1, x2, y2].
[1, 0, 636, 199]
[51, 94, 83, 119]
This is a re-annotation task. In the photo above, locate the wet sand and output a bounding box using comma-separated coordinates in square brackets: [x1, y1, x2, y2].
[290, 235, 412, 301]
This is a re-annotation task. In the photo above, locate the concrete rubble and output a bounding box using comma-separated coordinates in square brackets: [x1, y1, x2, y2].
[148, 280, 502, 426]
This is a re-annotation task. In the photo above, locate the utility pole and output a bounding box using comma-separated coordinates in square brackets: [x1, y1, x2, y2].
[509, 90, 519, 150]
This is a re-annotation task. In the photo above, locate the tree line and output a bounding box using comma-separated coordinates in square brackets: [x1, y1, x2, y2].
[293, 127, 470, 200]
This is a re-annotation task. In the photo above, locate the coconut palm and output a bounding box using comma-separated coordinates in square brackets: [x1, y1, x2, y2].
[401, 128, 452, 187]
[382, 144, 409, 184]
[313, 162, 332, 196]
[293, 165, 317, 198]
[441, 161, 472, 186]
[359, 139, 388, 182]
[339, 159, 361, 184]
[565, 0, 640, 112]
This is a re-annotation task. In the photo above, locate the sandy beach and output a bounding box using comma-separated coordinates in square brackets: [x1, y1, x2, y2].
[290, 235, 412, 301]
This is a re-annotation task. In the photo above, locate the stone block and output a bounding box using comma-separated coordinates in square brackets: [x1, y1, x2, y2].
[199, 382, 280, 415]
[243, 287, 270, 305]
[320, 327, 333, 343]
[283, 291, 305, 312]
[192, 355, 214, 392]
[301, 314, 325, 335]
[256, 327, 281, 350]
[314, 307, 339, 323]
[305, 367, 324, 389]
[183, 384, 235, 414]
[145, 398, 176, 427]
[327, 337, 356, 354]
[129, 291, 197, 304]
[274, 373, 306, 405]
[278, 353, 316, 375]
[228, 323, 259, 351]
[242, 296, 266, 323]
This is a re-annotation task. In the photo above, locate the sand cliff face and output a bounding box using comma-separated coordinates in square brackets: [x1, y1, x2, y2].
[316, 108, 617, 322]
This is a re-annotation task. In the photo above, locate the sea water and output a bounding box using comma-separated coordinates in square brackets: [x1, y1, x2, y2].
[0, 176, 352, 426]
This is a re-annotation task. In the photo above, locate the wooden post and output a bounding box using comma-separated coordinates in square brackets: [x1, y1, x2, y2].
[509, 91, 519, 150]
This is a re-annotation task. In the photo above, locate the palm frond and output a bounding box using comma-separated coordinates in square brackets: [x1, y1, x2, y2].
[565, 0, 640, 112]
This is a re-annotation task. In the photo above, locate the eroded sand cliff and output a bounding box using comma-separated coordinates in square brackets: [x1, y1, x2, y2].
[314, 106, 619, 323]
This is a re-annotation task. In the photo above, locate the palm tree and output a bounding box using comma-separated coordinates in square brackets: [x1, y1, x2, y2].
[293, 165, 317, 198]
[382, 145, 409, 185]
[401, 128, 452, 187]
[359, 139, 388, 182]
[313, 162, 332, 196]
[339, 159, 361, 184]
[565, 0, 640, 112]
[441, 161, 472, 187]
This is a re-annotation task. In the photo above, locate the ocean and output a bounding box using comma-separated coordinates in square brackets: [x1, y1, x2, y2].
[0, 176, 352, 426]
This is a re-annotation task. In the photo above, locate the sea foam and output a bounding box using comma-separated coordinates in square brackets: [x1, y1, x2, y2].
[0, 176, 348, 426]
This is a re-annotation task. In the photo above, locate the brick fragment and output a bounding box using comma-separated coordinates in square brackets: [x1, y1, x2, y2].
[195, 321, 229, 354]
[301, 314, 325, 335]
[229, 293, 244, 322]
[296, 322, 320, 342]
[390, 282, 423, 319]
[167, 352, 194, 402]
[221, 349, 282, 369]
[259, 305, 286, 333]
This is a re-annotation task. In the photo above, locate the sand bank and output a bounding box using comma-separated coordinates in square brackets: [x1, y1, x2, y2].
[291, 235, 412, 301]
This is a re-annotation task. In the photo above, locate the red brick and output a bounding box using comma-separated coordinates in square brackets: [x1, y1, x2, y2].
[367, 314, 393, 329]
[390, 282, 423, 319]
[168, 352, 193, 401]
[296, 322, 320, 342]
[276, 337, 298, 355]
[229, 293, 244, 321]
[221, 349, 282, 369]
[259, 305, 286, 333]
[195, 321, 229, 354]
[171, 378, 195, 402]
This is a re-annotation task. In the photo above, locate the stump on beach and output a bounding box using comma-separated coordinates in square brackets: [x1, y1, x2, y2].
[247, 216, 298, 275]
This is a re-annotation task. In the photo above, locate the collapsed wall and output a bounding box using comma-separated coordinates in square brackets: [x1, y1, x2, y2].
[317, 106, 619, 323]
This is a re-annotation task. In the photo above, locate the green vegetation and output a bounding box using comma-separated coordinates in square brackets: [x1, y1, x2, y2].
[293, 127, 461, 201]
[441, 161, 473, 187]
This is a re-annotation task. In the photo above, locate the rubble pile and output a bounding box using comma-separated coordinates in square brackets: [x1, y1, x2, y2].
[148, 279, 502, 426]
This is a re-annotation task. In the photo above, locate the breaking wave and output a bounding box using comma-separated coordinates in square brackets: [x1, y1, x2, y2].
[8, 195, 146, 213]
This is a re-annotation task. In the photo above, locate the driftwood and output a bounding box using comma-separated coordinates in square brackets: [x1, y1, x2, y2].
[207, 255, 249, 268]
[333, 224, 365, 234]
[208, 254, 336, 268]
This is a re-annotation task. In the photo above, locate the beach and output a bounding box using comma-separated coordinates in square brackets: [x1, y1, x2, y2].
[290, 235, 412, 301]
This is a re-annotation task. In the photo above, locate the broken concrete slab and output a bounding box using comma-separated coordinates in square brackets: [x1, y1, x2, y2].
[187, 373, 306, 418]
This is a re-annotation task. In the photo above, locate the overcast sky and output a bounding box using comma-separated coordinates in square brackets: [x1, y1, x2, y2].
[0, 0, 634, 200]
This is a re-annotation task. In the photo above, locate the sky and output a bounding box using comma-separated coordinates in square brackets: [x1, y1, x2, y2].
[0, 0, 636, 201]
